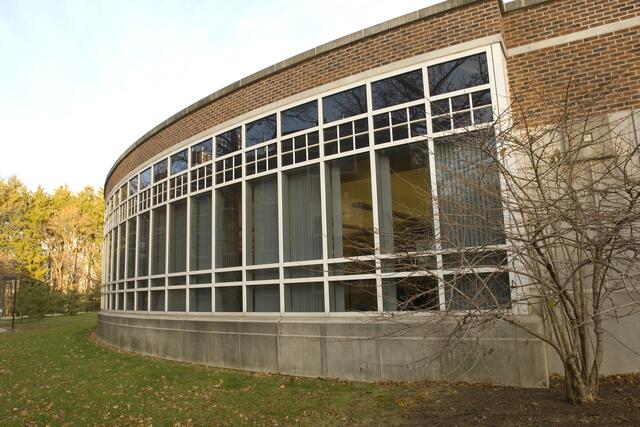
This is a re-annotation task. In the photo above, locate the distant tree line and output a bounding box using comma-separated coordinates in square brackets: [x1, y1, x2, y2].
[0, 176, 103, 318]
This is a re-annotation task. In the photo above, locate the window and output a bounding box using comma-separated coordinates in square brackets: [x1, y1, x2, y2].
[376, 141, 434, 253]
[137, 212, 150, 276]
[246, 175, 279, 265]
[154, 159, 168, 182]
[281, 131, 319, 166]
[325, 154, 374, 258]
[283, 165, 322, 261]
[215, 184, 242, 268]
[168, 289, 186, 312]
[373, 104, 427, 144]
[215, 154, 242, 184]
[118, 224, 126, 281]
[382, 276, 439, 311]
[137, 291, 148, 311]
[246, 143, 277, 176]
[151, 206, 166, 275]
[323, 119, 368, 156]
[428, 52, 489, 96]
[246, 284, 280, 312]
[285, 283, 324, 312]
[150, 290, 165, 311]
[446, 272, 510, 310]
[281, 101, 318, 136]
[246, 114, 277, 147]
[168, 199, 187, 273]
[189, 288, 212, 312]
[140, 168, 152, 189]
[170, 149, 188, 175]
[216, 127, 242, 156]
[434, 132, 505, 248]
[431, 89, 493, 132]
[191, 139, 212, 166]
[129, 176, 138, 196]
[190, 192, 212, 271]
[126, 218, 136, 279]
[323, 85, 367, 123]
[215, 286, 242, 312]
[329, 280, 377, 312]
[371, 69, 424, 110]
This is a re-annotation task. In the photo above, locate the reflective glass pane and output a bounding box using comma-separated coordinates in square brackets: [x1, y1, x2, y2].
[283, 165, 322, 261]
[382, 276, 439, 311]
[428, 53, 489, 96]
[246, 284, 280, 312]
[281, 101, 318, 136]
[189, 287, 212, 312]
[215, 286, 242, 312]
[246, 175, 279, 265]
[371, 69, 424, 110]
[329, 280, 377, 312]
[151, 206, 166, 275]
[126, 218, 136, 279]
[137, 212, 150, 276]
[190, 192, 212, 271]
[168, 199, 187, 273]
[325, 154, 374, 258]
[285, 283, 324, 312]
[191, 139, 212, 166]
[376, 142, 434, 253]
[215, 184, 242, 268]
[154, 159, 168, 182]
[140, 168, 152, 189]
[170, 149, 188, 175]
[216, 127, 242, 156]
[246, 114, 277, 147]
[323, 85, 367, 123]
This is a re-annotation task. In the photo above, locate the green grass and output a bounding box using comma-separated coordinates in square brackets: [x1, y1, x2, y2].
[0, 313, 422, 426]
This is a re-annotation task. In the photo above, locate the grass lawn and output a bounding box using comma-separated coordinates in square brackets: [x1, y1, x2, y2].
[0, 313, 420, 426]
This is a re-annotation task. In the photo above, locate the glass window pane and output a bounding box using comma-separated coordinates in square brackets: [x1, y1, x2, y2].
[216, 127, 242, 156]
[168, 199, 187, 273]
[246, 175, 279, 265]
[126, 218, 136, 279]
[382, 276, 439, 311]
[246, 114, 277, 147]
[190, 192, 212, 271]
[191, 139, 212, 166]
[376, 142, 434, 253]
[189, 287, 212, 312]
[170, 149, 188, 175]
[137, 212, 150, 276]
[150, 290, 165, 311]
[118, 224, 126, 280]
[215, 286, 242, 312]
[325, 154, 374, 258]
[168, 289, 186, 312]
[285, 283, 324, 312]
[140, 168, 152, 189]
[281, 101, 318, 136]
[154, 159, 168, 182]
[434, 132, 505, 248]
[446, 272, 510, 310]
[329, 280, 377, 312]
[215, 184, 242, 268]
[323, 85, 367, 123]
[151, 206, 167, 275]
[129, 176, 138, 195]
[371, 69, 424, 110]
[246, 284, 280, 312]
[137, 291, 148, 311]
[428, 53, 489, 96]
[283, 165, 322, 262]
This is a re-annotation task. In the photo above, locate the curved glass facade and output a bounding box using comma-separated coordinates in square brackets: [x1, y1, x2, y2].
[102, 46, 511, 314]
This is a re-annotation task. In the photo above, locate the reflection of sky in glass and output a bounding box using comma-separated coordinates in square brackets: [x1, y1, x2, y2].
[216, 127, 242, 156]
[170, 149, 188, 174]
[153, 159, 167, 182]
[140, 168, 152, 189]
[191, 139, 212, 166]
[246, 114, 277, 147]
[428, 53, 488, 96]
[323, 86, 367, 123]
[372, 69, 423, 110]
[282, 101, 318, 135]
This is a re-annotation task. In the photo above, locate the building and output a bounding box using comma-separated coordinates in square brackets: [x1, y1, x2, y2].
[98, 0, 640, 387]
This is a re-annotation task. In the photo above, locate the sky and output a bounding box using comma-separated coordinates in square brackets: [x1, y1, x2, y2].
[0, 0, 453, 193]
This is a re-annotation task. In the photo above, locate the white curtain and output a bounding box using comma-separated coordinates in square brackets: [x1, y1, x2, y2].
[284, 165, 322, 261]
[247, 176, 279, 265]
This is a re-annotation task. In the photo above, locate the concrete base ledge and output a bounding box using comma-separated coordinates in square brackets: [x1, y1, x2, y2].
[97, 312, 549, 388]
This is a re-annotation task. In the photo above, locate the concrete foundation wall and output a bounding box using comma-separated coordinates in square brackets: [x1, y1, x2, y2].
[97, 312, 550, 388]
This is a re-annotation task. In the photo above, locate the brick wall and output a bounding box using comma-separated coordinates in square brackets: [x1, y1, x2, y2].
[105, 0, 640, 195]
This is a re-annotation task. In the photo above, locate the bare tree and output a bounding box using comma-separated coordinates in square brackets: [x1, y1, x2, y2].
[343, 78, 640, 404]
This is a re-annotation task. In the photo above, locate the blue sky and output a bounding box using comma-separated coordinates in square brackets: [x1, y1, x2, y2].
[0, 0, 448, 192]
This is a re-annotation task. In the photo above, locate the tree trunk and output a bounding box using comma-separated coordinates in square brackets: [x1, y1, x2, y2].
[564, 355, 596, 404]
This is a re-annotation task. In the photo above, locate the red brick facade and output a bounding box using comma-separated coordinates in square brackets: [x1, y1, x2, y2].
[105, 0, 640, 195]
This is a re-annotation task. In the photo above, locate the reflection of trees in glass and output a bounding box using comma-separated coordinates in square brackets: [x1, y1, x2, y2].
[140, 168, 152, 189]
[153, 159, 168, 182]
[128, 176, 138, 195]
[170, 149, 188, 175]
[216, 127, 242, 156]
[246, 114, 277, 147]
[371, 69, 424, 110]
[323, 86, 368, 123]
[428, 53, 489, 96]
[191, 139, 212, 166]
[281, 101, 318, 135]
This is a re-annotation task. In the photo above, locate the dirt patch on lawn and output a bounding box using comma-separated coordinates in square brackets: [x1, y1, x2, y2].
[406, 373, 640, 426]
